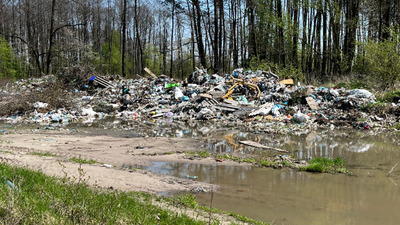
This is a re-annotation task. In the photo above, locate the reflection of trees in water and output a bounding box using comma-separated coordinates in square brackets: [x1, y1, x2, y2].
[159, 162, 254, 183]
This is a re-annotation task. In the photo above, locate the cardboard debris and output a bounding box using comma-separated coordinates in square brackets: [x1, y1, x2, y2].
[306, 96, 319, 110]
[279, 79, 294, 85]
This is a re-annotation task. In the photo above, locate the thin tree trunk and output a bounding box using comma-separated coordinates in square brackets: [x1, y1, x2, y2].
[122, 0, 127, 77]
[46, 0, 56, 75]
[170, 0, 175, 77]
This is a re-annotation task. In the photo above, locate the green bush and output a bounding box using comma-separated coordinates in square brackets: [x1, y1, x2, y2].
[249, 57, 304, 82]
[357, 30, 400, 90]
[382, 88, 400, 102]
[0, 37, 26, 79]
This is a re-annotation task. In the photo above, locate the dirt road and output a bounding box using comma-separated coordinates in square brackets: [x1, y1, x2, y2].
[0, 130, 231, 194]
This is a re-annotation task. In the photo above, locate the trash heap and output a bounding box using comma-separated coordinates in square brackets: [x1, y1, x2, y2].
[0, 68, 399, 131]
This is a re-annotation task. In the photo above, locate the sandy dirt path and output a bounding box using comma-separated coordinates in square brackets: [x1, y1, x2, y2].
[0, 130, 233, 194]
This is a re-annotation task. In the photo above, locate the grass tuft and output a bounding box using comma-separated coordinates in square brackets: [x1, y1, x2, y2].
[301, 157, 348, 173]
[69, 157, 98, 165]
[216, 154, 256, 164]
[30, 152, 57, 157]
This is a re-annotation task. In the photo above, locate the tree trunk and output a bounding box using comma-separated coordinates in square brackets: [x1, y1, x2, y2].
[170, 0, 175, 77]
[122, 0, 127, 77]
[247, 0, 257, 60]
[193, 0, 207, 69]
[292, 0, 299, 67]
[46, 0, 56, 75]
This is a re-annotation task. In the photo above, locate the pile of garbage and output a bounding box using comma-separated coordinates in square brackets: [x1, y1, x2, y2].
[1, 68, 399, 131]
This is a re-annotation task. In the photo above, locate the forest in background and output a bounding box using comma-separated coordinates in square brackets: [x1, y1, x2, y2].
[0, 0, 399, 89]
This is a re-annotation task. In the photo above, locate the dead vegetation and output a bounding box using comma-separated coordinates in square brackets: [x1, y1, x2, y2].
[0, 66, 94, 117]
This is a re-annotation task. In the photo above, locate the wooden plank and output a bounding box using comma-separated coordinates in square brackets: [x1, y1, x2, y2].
[305, 96, 319, 110]
[94, 77, 113, 88]
[239, 141, 289, 153]
[212, 105, 237, 112]
[199, 93, 213, 99]
[144, 67, 157, 78]
[223, 99, 239, 106]
[279, 79, 294, 85]
[217, 103, 241, 110]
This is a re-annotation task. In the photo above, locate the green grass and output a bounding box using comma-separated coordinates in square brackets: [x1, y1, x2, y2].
[393, 123, 400, 130]
[174, 194, 199, 208]
[216, 154, 256, 164]
[171, 194, 269, 225]
[360, 101, 386, 114]
[0, 163, 269, 224]
[381, 88, 400, 102]
[260, 158, 293, 169]
[0, 163, 205, 224]
[197, 151, 210, 158]
[185, 150, 210, 158]
[0, 150, 13, 154]
[301, 157, 348, 173]
[30, 152, 57, 157]
[69, 157, 99, 165]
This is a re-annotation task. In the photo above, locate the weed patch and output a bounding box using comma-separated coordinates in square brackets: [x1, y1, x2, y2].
[301, 157, 348, 173]
[216, 154, 256, 164]
[185, 150, 210, 159]
[30, 152, 57, 157]
[69, 157, 98, 165]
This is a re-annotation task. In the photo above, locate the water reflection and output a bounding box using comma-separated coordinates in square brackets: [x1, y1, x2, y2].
[142, 128, 400, 225]
[146, 159, 400, 225]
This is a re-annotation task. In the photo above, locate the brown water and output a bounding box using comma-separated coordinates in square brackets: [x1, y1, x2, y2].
[145, 129, 400, 225]
[3, 120, 400, 224]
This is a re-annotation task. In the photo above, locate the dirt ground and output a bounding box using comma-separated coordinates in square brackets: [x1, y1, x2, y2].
[0, 129, 245, 194]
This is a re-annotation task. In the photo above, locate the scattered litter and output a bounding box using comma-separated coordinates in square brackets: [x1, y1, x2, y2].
[5, 180, 18, 191]
[34, 102, 48, 109]
[0, 68, 391, 132]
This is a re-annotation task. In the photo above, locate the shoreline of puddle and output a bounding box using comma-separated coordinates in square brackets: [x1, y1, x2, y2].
[2, 119, 400, 224]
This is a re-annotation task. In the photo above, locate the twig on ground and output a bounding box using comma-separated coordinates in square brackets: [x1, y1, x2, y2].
[388, 162, 399, 177]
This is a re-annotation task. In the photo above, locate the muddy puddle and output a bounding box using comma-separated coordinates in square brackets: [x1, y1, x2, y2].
[146, 160, 400, 225]
[135, 121, 400, 225]
[2, 119, 400, 224]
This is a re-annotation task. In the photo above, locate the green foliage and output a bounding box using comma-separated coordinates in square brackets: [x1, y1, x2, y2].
[360, 101, 386, 114]
[30, 152, 57, 157]
[356, 31, 400, 90]
[174, 194, 198, 208]
[336, 78, 366, 89]
[249, 58, 304, 82]
[0, 163, 203, 224]
[197, 150, 210, 158]
[101, 31, 132, 75]
[301, 157, 348, 173]
[184, 150, 210, 158]
[382, 88, 400, 102]
[216, 154, 256, 164]
[393, 123, 400, 130]
[0, 37, 25, 79]
[69, 157, 99, 165]
[260, 159, 272, 167]
[145, 44, 163, 75]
